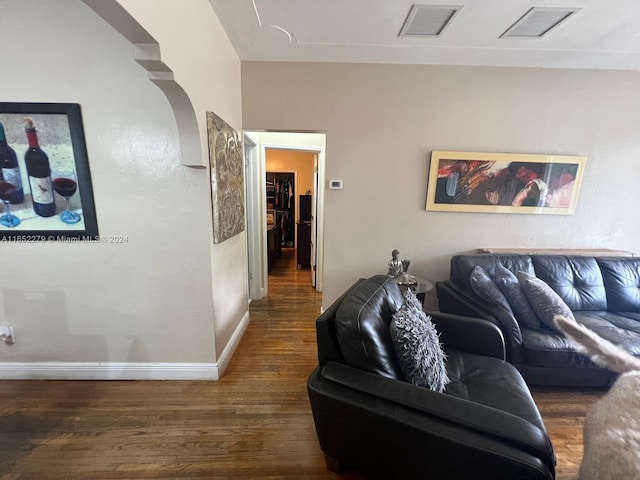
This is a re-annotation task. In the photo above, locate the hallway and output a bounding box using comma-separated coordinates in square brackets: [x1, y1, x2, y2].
[234, 246, 366, 477]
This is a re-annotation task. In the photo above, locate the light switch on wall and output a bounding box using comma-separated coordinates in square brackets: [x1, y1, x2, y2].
[329, 179, 343, 189]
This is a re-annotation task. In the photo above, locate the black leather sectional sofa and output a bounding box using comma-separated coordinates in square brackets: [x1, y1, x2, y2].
[437, 254, 640, 387]
[307, 275, 555, 480]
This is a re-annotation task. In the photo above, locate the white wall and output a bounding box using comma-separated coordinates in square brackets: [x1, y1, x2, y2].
[0, 0, 246, 377]
[114, 0, 247, 372]
[241, 62, 640, 309]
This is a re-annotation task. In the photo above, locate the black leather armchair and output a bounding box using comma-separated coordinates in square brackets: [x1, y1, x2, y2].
[307, 275, 555, 480]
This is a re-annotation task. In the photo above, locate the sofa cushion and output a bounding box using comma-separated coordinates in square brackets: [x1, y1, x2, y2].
[335, 275, 404, 379]
[521, 327, 593, 368]
[518, 272, 575, 332]
[445, 350, 547, 432]
[531, 255, 607, 311]
[494, 264, 541, 330]
[469, 266, 513, 313]
[596, 257, 640, 312]
[576, 312, 640, 355]
[390, 290, 449, 392]
[617, 312, 640, 322]
[521, 312, 640, 367]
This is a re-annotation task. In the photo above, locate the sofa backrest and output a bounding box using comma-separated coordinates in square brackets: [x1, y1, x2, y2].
[450, 254, 535, 290]
[316, 278, 365, 367]
[530, 256, 607, 311]
[596, 257, 640, 312]
[450, 254, 640, 313]
[331, 274, 405, 379]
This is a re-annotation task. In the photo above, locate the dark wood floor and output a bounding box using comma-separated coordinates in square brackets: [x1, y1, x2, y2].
[0, 248, 602, 479]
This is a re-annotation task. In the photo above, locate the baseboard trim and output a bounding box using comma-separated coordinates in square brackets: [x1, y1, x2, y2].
[214, 310, 250, 378]
[0, 311, 251, 381]
[0, 362, 218, 380]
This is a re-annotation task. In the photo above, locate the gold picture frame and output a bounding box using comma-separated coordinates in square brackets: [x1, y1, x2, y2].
[426, 151, 586, 215]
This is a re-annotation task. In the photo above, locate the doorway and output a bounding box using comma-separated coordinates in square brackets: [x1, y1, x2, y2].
[244, 131, 326, 301]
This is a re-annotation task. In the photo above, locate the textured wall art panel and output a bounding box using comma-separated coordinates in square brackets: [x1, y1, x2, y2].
[207, 112, 245, 244]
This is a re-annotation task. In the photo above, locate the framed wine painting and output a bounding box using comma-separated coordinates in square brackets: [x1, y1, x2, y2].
[426, 150, 586, 215]
[0, 102, 98, 240]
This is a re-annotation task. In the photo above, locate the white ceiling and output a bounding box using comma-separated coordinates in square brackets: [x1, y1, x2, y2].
[209, 0, 640, 70]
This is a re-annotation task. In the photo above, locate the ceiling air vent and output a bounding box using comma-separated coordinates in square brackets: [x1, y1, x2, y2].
[501, 7, 580, 38]
[399, 5, 462, 37]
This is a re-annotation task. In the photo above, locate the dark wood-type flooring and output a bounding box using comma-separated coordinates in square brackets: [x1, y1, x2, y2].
[0, 248, 603, 479]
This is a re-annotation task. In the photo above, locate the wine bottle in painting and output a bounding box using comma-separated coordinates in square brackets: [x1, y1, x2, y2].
[0, 121, 25, 204]
[24, 117, 55, 217]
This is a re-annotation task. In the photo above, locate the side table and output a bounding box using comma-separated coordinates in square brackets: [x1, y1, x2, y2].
[395, 275, 434, 306]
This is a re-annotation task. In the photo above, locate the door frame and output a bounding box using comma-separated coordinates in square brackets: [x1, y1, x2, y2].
[244, 133, 325, 298]
[243, 132, 262, 300]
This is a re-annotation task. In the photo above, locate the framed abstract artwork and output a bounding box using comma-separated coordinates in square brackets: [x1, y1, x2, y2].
[426, 150, 586, 215]
[0, 102, 98, 240]
[206, 111, 245, 244]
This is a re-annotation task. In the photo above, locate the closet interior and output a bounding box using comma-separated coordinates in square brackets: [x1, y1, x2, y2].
[266, 172, 294, 272]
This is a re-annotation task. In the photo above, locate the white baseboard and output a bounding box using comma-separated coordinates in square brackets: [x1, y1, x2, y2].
[0, 362, 218, 380]
[0, 311, 251, 381]
[213, 310, 250, 378]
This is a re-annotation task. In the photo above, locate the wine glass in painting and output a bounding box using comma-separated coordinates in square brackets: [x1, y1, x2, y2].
[52, 167, 81, 224]
[0, 180, 20, 227]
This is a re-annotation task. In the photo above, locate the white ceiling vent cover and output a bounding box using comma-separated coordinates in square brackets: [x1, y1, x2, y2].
[501, 7, 580, 38]
[399, 5, 462, 37]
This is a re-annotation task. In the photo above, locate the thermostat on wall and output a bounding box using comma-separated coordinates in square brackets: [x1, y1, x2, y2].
[329, 179, 343, 190]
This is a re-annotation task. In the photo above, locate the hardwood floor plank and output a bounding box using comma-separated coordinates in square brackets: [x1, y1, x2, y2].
[0, 248, 602, 478]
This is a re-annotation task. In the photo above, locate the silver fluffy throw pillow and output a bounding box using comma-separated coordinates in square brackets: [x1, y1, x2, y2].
[390, 289, 450, 392]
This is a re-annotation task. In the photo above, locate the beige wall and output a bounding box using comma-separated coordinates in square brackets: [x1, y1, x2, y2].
[0, 0, 245, 376]
[242, 62, 640, 309]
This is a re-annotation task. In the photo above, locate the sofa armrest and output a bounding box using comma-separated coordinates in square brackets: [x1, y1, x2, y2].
[311, 362, 554, 476]
[426, 311, 506, 360]
[437, 281, 524, 363]
[436, 280, 499, 318]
